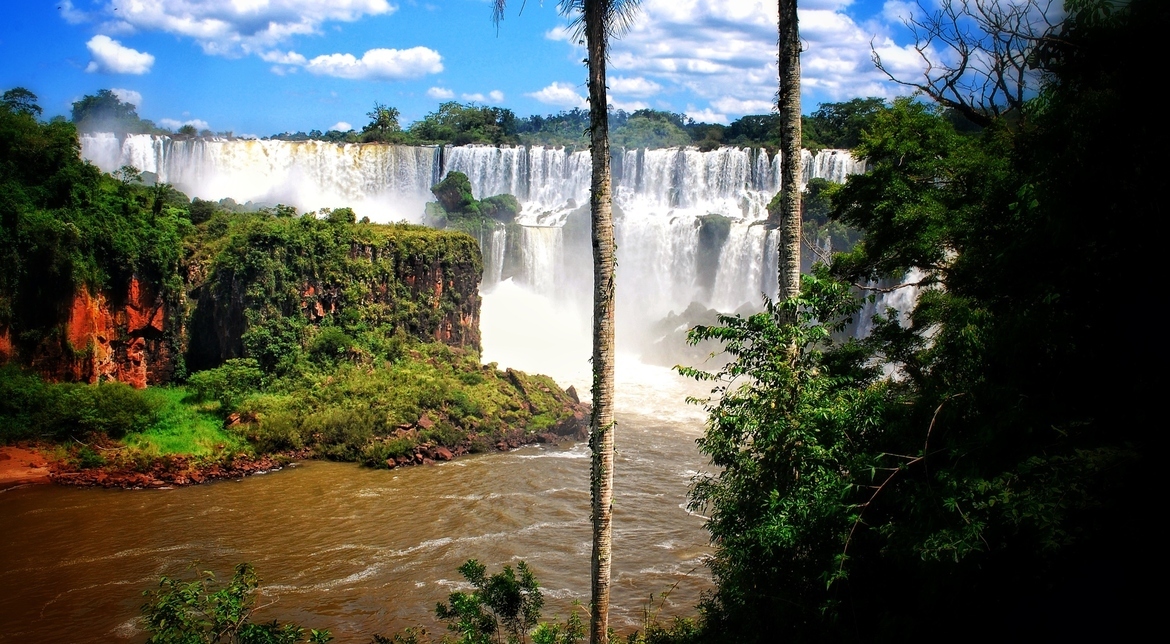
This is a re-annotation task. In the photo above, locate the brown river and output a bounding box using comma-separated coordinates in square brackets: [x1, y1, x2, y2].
[0, 282, 717, 642]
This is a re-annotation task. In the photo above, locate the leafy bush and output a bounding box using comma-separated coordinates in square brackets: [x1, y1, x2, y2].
[308, 327, 355, 366]
[187, 359, 264, 413]
[0, 366, 159, 441]
[434, 559, 544, 644]
[141, 562, 332, 644]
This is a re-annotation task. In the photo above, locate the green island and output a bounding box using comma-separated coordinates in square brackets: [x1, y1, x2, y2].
[0, 102, 586, 488]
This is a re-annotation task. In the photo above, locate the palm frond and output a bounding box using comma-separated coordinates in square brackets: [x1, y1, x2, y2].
[558, 0, 643, 39]
[492, 0, 533, 27]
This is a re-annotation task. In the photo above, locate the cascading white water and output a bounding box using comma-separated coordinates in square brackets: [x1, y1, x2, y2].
[80, 135, 870, 353]
[81, 133, 439, 221]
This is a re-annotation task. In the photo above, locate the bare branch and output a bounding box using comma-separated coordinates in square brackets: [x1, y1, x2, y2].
[852, 279, 929, 293]
[873, 0, 1061, 125]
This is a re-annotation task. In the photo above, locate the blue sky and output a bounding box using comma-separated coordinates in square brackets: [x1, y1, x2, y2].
[1, 1, 930, 136]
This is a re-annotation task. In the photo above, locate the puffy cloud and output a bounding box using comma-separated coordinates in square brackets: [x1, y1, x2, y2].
[85, 35, 155, 75]
[458, 90, 503, 103]
[609, 76, 663, 97]
[427, 86, 455, 99]
[611, 99, 650, 112]
[686, 107, 728, 124]
[544, 25, 576, 42]
[70, 0, 394, 57]
[110, 88, 143, 107]
[260, 50, 308, 65]
[527, 82, 588, 109]
[329, 121, 353, 132]
[59, 0, 90, 25]
[305, 47, 443, 80]
[160, 117, 210, 131]
[711, 96, 773, 114]
[545, 0, 926, 119]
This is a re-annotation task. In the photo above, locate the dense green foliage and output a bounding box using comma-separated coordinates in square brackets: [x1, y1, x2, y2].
[0, 365, 159, 441]
[424, 172, 520, 234]
[608, 111, 691, 149]
[0, 97, 185, 338]
[362, 103, 406, 143]
[71, 89, 168, 134]
[261, 100, 881, 151]
[435, 560, 545, 644]
[141, 563, 332, 644]
[206, 343, 579, 464]
[685, 1, 1157, 640]
[184, 203, 481, 373]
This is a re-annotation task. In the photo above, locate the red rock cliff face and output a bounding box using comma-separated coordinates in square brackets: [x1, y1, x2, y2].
[0, 277, 173, 388]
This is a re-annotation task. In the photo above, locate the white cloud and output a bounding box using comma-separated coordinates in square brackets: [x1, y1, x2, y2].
[329, 121, 353, 132]
[611, 99, 649, 112]
[711, 97, 773, 114]
[544, 0, 926, 119]
[686, 107, 728, 124]
[527, 82, 588, 109]
[72, 0, 395, 57]
[305, 47, 443, 80]
[609, 76, 662, 97]
[160, 118, 210, 131]
[60, 0, 90, 25]
[544, 25, 576, 43]
[882, 0, 917, 22]
[110, 88, 142, 107]
[85, 35, 155, 75]
[261, 50, 308, 65]
[427, 86, 455, 99]
[460, 90, 504, 103]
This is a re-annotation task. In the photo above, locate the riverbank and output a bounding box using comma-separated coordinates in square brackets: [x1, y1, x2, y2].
[1, 403, 588, 490]
[0, 445, 51, 489]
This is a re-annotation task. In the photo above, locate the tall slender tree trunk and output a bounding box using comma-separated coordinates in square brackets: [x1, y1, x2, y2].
[777, 0, 802, 302]
[584, 2, 616, 643]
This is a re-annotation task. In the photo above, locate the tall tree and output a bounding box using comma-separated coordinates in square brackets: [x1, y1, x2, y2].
[775, 0, 802, 302]
[493, 2, 640, 642]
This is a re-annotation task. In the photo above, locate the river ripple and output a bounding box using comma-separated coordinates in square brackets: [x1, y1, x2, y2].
[0, 411, 711, 643]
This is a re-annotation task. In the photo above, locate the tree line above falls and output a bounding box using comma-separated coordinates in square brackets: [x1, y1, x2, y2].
[65, 87, 890, 152]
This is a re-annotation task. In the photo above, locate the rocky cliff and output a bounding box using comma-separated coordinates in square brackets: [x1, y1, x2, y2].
[0, 277, 174, 388]
[183, 219, 482, 373]
[1, 220, 483, 386]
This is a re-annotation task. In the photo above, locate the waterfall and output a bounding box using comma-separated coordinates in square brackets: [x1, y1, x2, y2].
[80, 133, 439, 221]
[80, 135, 868, 339]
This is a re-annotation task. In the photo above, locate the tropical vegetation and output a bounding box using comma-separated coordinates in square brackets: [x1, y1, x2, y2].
[681, 0, 1157, 640]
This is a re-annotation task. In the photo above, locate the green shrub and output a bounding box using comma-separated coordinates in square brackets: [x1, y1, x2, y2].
[308, 327, 355, 366]
[361, 437, 416, 466]
[141, 562, 332, 644]
[435, 560, 544, 644]
[188, 359, 264, 413]
[0, 367, 158, 441]
[72, 381, 160, 438]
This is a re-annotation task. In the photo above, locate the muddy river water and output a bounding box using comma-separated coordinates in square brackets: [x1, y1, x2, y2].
[0, 282, 717, 642]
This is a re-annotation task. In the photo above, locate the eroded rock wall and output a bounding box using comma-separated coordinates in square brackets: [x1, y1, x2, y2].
[0, 277, 173, 388]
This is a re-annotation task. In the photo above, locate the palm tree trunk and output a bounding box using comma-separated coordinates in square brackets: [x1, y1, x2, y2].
[585, 1, 616, 642]
[777, 0, 802, 302]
